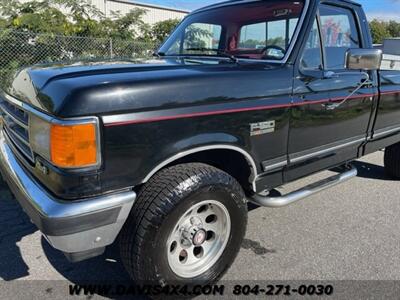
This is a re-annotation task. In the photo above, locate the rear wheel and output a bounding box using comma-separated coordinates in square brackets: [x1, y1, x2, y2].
[384, 143, 400, 178]
[119, 163, 247, 285]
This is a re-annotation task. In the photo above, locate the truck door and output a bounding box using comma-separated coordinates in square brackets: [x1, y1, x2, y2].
[286, 2, 378, 182]
[366, 47, 400, 153]
[367, 71, 400, 151]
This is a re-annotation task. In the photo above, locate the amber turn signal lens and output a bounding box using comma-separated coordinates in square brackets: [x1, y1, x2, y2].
[50, 123, 97, 168]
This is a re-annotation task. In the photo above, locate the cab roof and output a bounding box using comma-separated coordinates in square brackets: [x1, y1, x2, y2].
[193, 0, 361, 14]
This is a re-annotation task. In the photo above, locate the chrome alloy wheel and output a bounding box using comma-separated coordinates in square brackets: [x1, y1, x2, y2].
[166, 200, 231, 278]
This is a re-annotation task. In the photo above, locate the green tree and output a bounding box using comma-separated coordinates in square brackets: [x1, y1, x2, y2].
[183, 24, 213, 49]
[369, 19, 391, 44]
[0, 18, 7, 29]
[387, 20, 400, 38]
[99, 9, 149, 40]
[0, 0, 67, 33]
[149, 19, 180, 44]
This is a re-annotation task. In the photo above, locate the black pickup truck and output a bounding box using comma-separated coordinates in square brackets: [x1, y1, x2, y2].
[1, 0, 400, 286]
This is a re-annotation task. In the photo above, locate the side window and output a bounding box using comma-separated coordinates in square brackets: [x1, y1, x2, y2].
[183, 23, 222, 51]
[239, 22, 267, 49]
[301, 18, 323, 70]
[238, 16, 303, 60]
[268, 20, 287, 50]
[319, 5, 361, 70]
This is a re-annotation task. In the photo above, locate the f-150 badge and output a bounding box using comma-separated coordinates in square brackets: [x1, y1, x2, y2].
[250, 121, 275, 136]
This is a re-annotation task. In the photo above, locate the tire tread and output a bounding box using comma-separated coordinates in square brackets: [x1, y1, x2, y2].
[384, 143, 400, 178]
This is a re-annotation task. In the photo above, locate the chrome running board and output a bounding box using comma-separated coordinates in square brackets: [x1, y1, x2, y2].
[249, 165, 358, 208]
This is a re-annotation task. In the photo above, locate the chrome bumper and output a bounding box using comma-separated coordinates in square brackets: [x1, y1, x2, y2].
[0, 130, 136, 261]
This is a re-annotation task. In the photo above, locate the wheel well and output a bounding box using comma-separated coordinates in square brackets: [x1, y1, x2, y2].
[162, 149, 255, 193]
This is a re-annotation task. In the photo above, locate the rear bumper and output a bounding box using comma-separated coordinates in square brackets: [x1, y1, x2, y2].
[0, 130, 136, 261]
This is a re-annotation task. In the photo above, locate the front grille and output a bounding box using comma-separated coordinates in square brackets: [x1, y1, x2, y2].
[0, 99, 34, 163]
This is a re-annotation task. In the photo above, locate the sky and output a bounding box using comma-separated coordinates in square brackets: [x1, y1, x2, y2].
[134, 0, 400, 21]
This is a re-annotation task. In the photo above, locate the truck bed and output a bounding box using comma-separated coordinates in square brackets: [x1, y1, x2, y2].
[381, 54, 400, 71]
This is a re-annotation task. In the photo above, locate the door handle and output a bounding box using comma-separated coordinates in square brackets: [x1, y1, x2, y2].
[322, 72, 372, 110]
[322, 102, 340, 110]
[324, 71, 338, 79]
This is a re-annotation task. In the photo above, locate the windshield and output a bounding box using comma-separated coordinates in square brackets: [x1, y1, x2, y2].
[159, 0, 305, 61]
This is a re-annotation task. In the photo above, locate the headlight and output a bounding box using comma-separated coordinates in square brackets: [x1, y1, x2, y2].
[29, 115, 100, 169]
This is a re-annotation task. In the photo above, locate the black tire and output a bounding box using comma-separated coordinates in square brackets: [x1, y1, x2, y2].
[119, 163, 247, 286]
[384, 143, 400, 178]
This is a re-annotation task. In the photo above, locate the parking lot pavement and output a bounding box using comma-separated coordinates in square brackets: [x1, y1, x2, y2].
[0, 151, 399, 291]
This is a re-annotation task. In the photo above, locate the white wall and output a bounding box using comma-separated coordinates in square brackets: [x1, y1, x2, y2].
[91, 0, 188, 25]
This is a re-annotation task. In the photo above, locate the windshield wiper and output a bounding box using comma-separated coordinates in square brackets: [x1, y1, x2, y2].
[153, 51, 166, 58]
[184, 48, 239, 63]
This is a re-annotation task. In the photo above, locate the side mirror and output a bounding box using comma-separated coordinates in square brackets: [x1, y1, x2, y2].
[345, 48, 383, 71]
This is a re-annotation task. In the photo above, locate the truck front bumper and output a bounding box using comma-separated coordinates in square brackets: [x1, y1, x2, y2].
[0, 131, 136, 262]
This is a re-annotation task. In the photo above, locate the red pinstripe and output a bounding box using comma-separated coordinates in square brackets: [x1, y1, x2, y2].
[104, 92, 385, 127]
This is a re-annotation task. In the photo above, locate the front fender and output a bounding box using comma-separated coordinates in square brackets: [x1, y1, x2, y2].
[142, 133, 258, 184]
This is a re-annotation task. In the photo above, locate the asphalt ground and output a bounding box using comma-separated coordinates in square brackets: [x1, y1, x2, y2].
[0, 150, 399, 299]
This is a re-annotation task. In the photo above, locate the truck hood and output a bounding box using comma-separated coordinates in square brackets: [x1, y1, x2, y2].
[3, 58, 282, 118]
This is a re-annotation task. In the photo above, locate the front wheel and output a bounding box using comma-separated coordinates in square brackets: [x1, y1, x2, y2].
[119, 163, 248, 285]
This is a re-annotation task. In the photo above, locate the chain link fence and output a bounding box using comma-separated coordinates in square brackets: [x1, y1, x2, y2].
[0, 29, 158, 88]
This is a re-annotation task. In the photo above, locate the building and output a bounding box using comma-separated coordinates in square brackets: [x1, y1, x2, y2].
[90, 0, 189, 25]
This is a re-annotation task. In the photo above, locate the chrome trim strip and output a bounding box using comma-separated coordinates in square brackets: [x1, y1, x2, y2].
[263, 160, 287, 172]
[2, 92, 25, 108]
[0, 104, 28, 129]
[373, 125, 400, 139]
[142, 145, 258, 192]
[103, 111, 142, 125]
[4, 128, 34, 163]
[289, 137, 366, 164]
[4, 122, 30, 147]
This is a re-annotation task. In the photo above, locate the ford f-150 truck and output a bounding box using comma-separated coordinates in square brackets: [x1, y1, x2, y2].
[1, 0, 400, 286]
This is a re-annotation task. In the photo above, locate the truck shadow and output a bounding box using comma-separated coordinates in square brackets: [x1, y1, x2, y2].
[0, 182, 37, 281]
[41, 237, 146, 299]
[351, 160, 391, 181]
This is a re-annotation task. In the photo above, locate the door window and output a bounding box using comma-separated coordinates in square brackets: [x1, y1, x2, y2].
[183, 23, 222, 51]
[268, 20, 287, 50]
[239, 22, 267, 49]
[319, 4, 361, 70]
[300, 18, 323, 70]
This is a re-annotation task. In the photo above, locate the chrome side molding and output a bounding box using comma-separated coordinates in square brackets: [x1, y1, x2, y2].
[289, 137, 366, 164]
[142, 144, 259, 192]
[373, 125, 400, 139]
[249, 164, 357, 208]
